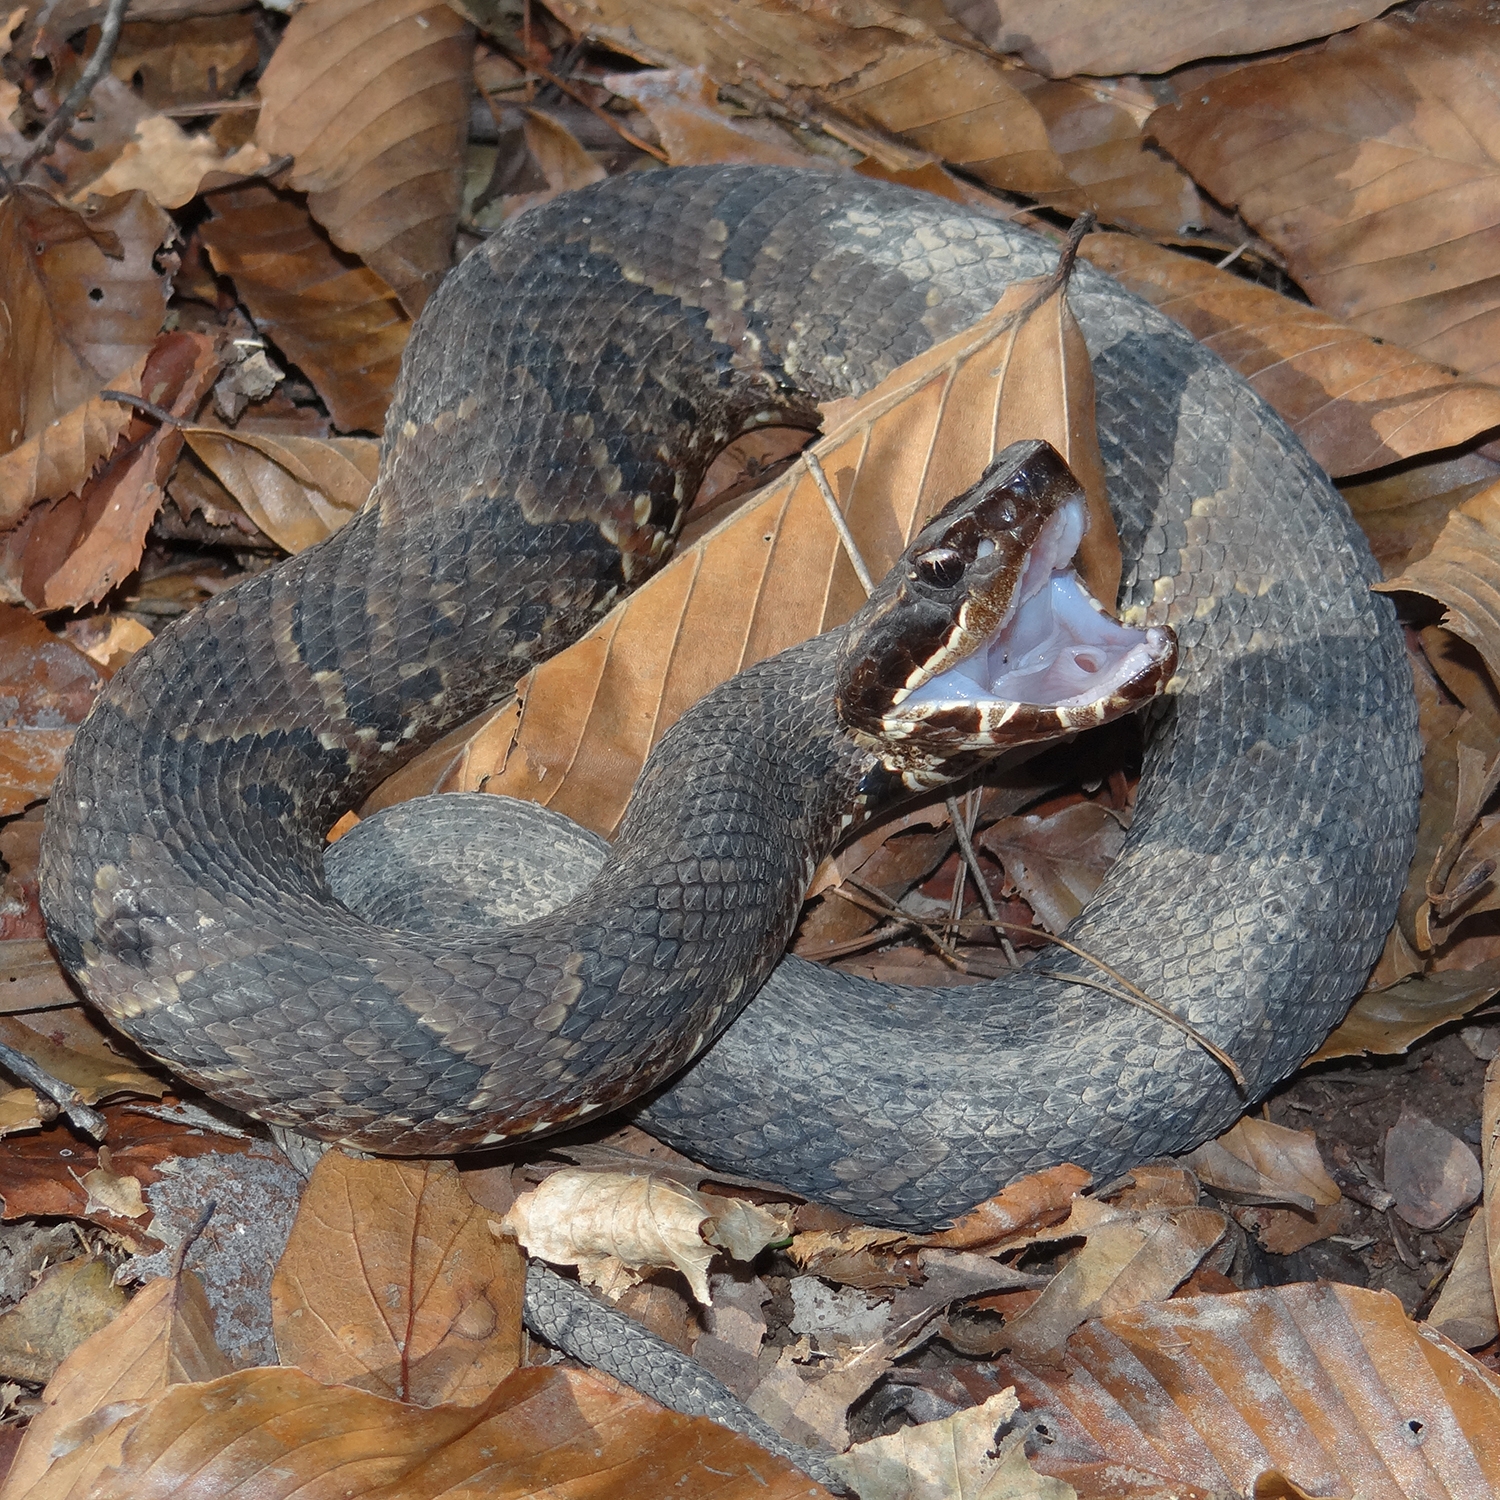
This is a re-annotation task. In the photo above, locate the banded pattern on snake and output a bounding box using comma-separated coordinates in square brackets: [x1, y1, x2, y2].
[40, 167, 1420, 1230]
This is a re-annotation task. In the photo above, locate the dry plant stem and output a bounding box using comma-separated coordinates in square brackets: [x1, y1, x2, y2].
[945, 791, 1019, 967]
[1216, 242, 1250, 271]
[101, 391, 183, 427]
[16, 0, 133, 180]
[171, 1198, 217, 1278]
[0, 1041, 107, 1139]
[837, 879, 969, 969]
[493, 49, 668, 163]
[804, 448, 876, 596]
[162, 100, 261, 119]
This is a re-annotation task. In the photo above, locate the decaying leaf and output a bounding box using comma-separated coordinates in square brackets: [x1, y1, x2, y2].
[108, 15, 261, 109]
[828, 1387, 1075, 1500]
[1148, 0, 1500, 382]
[916, 1165, 1092, 1253]
[200, 183, 409, 433]
[548, 0, 1075, 198]
[271, 1152, 523, 1408]
[945, 0, 1401, 78]
[0, 187, 171, 461]
[182, 429, 377, 553]
[76, 114, 272, 210]
[0, 1271, 230, 1500]
[604, 67, 816, 168]
[0, 1258, 126, 1386]
[1427, 1208, 1497, 1350]
[1181, 1117, 1340, 1212]
[997, 1283, 1500, 1495]
[256, 0, 475, 317]
[23, 332, 221, 611]
[1384, 1107, 1482, 1230]
[0, 606, 106, 815]
[996, 1208, 1226, 1358]
[37, 1363, 829, 1500]
[501, 1167, 790, 1304]
[408, 256, 1112, 836]
[977, 799, 1126, 934]
[1083, 231, 1500, 478]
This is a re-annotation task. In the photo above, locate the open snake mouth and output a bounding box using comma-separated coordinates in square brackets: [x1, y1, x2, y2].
[838, 440, 1178, 770]
[900, 496, 1175, 721]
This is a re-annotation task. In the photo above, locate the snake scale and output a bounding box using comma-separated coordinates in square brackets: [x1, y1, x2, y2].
[41, 166, 1420, 1232]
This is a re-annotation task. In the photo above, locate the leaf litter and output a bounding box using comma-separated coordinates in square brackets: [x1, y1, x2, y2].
[8, 0, 1500, 1495]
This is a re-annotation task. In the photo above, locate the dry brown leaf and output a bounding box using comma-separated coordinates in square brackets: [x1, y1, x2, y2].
[435, 262, 1110, 836]
[1427, 1208, 1498, 1350]
[0, 1006, 165, 1105]
[549, 0, 1074, 199]
[1343, 448, 1500, 580]
[0, 607, 106, 815]
[26, 332, 220, 611]
[271, 1152, 522, 1408]
[109, 15, 261, 108]
[829, 1388, 1074, 1500]
[182, 429, 377, 553]
[1378, 476, 1500, 688]
[256, 0, 475, 317]
[1313, 963, 1500, 1064]
[200, 183, 410, 433]
[0, 187, 170, 461]
[1181, 1118, 1340, 1212]
[1083, 232, 1500, 479]
[1009, 75, 1203, 239]
[1148, 1, 1500, 383]
[1385, 1107, 1482, 1230]
[1483, 1055, 1500, 1342]
[41, 1363, 828, 1500]
[501, 1167, 789, 1304]
[998, 1282, 1500, 1496]
[977, 800, 1126, 933]
[14, 72, 154, 199]
[0, 940, 76, 1012]
[996, 1208, 1226, 1359]
[0, 1259, 125, 1387]
[76, 115, 272, 210]
[944, 0, 1399, 77]
[0, 1271, 230, 1500]
[915, 1167, 1093, 1254]
[605, 67, 816, 168]
[0, 354, 145, 522]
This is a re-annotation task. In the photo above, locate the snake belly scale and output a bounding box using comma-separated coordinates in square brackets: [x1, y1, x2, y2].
[40, 167, 1420, 1229]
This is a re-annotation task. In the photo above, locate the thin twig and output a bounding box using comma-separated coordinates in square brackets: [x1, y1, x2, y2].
[161, 99, 261, 119]
[0, 1040, 108, 1139]
[16, 0, 133, 181]
[837, 880, 968, 969]
[804, 449, 875, 596]
[101, 390, 183, 426]
[493, 47, 668, 163]
[945, 792, 1018, 967]
[171, 1198, 217, 1278]
[1215, 241, 1250, 271]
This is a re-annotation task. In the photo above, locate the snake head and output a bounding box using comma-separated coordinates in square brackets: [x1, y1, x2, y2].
[836, 438, 1177, 774]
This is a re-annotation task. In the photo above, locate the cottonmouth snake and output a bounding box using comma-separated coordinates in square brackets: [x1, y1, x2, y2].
[40, 167, 1420, 1230]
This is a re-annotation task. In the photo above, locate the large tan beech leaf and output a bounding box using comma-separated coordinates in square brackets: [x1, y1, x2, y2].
[942, 0, 1403, 79]
[1081, 232, 1500, 480]
[997, 1282, 1500, 1495]
[1147, 0, 1500, 383]
[199, 183, 410, 434]
[271, 1152, 524, 1408]
[546, 0, 1075, 200]
[256, 0, 475, 318]
[387, 257, 1114, 837]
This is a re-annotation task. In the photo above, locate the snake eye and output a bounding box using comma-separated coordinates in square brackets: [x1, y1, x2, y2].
[914, 547, 966, 587]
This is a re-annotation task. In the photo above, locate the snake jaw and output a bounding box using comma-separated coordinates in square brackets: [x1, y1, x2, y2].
[836, 438, 1177, 772]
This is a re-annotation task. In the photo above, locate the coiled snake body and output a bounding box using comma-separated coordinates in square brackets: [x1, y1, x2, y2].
[41, 168, 1420, 1230]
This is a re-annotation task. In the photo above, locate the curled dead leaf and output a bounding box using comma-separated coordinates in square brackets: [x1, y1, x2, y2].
[501, 1168, 790, 1304]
